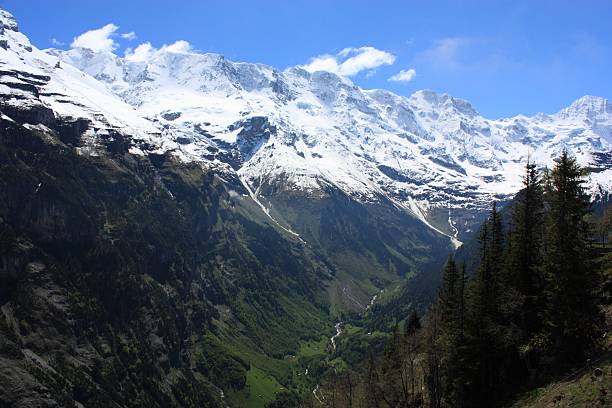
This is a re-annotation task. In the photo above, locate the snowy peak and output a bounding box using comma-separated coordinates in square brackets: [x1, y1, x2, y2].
[0, 9, 35, 63]
[0, 8, 159, 154]
[558, 95, 611, 120]
[0, 9, 18, 32]
[44, 35, 611, 208]
[56, 45, 291, 104]
[410, 89, 480, 117]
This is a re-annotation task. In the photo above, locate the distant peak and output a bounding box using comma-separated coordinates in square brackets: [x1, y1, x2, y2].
[411, 89, 478, 116]
[569, 95, 608, 108]
[410, 90, 454, 105]
[0, 9, 18, 32]
[364, 88, 397, 99]
[284, 65, 310, 78]
[559, 95, 610, 118]
[413, 89, 446, 98]
[308, 69, 355, 88]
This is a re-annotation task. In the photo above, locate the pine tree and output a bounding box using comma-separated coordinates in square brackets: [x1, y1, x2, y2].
[489, 203, 505, 322]
[542, 149, 602, 364]
[437, 256, 470, 407]
[458, 263, 466, 338]
[465, 203, 505, 406]
[405, 310, 422, 336]
[438, 255, 460, 327]
[469, 203, 504, 330]
[508, 159, 544, 309]
[504, 159, 545, 376]
[399, 311, 422, 405]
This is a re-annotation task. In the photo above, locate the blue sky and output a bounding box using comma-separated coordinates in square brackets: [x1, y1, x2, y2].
[2, 0, 611, 117]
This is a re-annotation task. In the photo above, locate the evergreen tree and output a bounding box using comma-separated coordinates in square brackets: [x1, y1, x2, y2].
[405, 310, 422, 336]
[542, 149, 602, 364]
[488, 202, 505, 287]
[504, 159, 545, 377]
[597, 205, 612, 247]
[468, 203, 504, 334]
[465, 203, 505, 406]
[437, 256, 469, 407]
[458, 263, 466, 338]
[438, 255, 460, 327]
[508, 159, 544, 314]
[470, 206, 500, 327]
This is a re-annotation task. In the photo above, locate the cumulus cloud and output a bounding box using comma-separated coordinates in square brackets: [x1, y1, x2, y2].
[388, 68, 416, 82]
[71, 21, 194, 60]
[71, 23, 119, 52]
[160, 40, 192, 54]
[50, 38, 65, 46]
[121, 31, 137, 41]
[124, 40, 194, 62]
[302, 46, 396, 77]
[124, 42, 155, 61]
[302, 55, 339, 73]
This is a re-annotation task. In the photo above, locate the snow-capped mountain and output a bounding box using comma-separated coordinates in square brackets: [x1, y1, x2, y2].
[0, 10, 161, 147]
[2, 8, 610, 241]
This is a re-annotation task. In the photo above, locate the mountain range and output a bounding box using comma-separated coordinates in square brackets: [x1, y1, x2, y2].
[3, 8, 611, 244]
[0, 7, 610, 407]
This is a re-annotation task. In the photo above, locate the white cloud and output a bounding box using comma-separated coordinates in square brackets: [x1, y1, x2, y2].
[50, 38, 65, 46]
[71, 23, 119, 52]
[121, 31, 137, 41]
[302, 54, 339, 73]
[124, 42, 155, 62]
[302, 46, 396, 77]
[124, 40, 194, 62]
[388, 68, 416, 82]
[160, 40, 192, 54]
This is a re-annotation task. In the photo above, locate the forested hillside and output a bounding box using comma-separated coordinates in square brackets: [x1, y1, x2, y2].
[307, 152, 611, 407]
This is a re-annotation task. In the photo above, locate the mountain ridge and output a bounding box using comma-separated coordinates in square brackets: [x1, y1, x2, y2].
[50, 35, 612, 239]
[2, 7, 611, 241]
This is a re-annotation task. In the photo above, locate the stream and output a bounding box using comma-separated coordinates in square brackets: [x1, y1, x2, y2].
[330, 322, 343, 350]
[312, 289, 382, 403]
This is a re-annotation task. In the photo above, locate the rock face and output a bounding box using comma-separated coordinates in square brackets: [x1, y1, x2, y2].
[0, 110, 336, 407]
